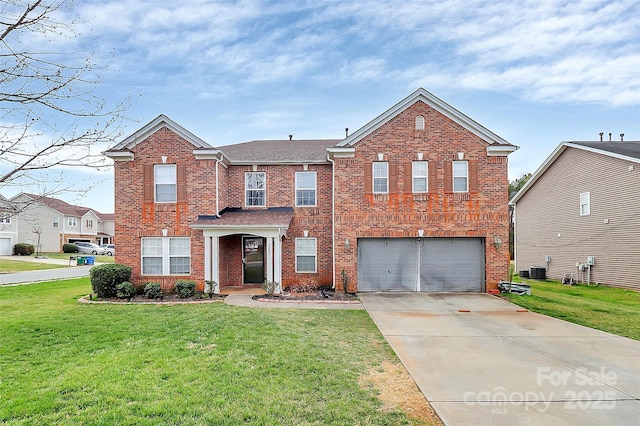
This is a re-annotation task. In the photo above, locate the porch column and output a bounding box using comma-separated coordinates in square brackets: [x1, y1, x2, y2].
[211, 236, 220, 293]
[204, 236, 212, 282]
[266, 237, 274, 283]
[273, 236, 282, 292]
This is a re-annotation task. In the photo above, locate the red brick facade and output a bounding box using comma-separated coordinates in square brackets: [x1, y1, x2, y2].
[107, 89, 515, 293]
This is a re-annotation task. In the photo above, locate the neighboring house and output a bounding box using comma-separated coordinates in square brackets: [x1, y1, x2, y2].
[0, 195, 18, 255]
[8, 193, 114, 252]
[105, 88, 517, 293]
[510, 141, 640, 291]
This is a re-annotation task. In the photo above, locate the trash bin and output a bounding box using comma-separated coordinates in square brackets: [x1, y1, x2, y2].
[76, 256, 85, 266]
[85, 256, 95, 265]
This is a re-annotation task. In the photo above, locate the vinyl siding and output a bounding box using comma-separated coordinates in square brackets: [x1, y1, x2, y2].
[514, 147, 640, 290]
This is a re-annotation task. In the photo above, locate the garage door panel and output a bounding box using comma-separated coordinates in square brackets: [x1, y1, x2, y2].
[0, 238, 11, 256]
[358, 239, 418, 291]
[358, 237, 484, 292]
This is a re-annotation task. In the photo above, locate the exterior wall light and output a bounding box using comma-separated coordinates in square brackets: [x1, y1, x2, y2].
[494, 236, 503, 249]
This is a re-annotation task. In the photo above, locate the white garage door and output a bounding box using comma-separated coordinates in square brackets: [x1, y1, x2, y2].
[357, 238, 484, 292]
[0, 237, 12, 255]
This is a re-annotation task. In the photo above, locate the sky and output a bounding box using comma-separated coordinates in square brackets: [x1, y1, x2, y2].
[2, 0, 639, 214]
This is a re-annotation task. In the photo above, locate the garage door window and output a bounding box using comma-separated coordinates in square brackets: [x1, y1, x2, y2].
[295, 238, 317, 273]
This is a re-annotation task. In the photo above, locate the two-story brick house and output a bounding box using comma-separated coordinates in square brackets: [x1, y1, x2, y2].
[106, 88, 517, 293]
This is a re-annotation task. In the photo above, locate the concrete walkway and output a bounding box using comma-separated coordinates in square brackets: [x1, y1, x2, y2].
[359, 292, 640, 426]
[0, 255, 97, 285]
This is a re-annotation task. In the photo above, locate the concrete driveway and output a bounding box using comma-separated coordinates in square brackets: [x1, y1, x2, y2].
[360, 292, 640, 426]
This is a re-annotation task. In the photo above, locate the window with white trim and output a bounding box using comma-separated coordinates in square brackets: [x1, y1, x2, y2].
[295, 238, 317, 273]
[295, 171, 316, 206]
[453, 161, 468, 192]
[245, 172, 266, 206]
[141, 237, 190, 275]
[52, 217, 59, 228]
[373, 162, 388, 193]
[86, 219, 93, 229]
[0, 213, 10, 224]
[580, 192, 590, 216]
[155, 164, 177, 203]
[412, 161, 428, 193]
[68, 217, 77, 227]
[415, 115, 425, 130]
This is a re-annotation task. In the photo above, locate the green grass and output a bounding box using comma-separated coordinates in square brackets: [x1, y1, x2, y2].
[40, 252, 114, 263]
[504, 279, 640, 340]
[0, 279, 425, 425]
[0, 259, 68, 273]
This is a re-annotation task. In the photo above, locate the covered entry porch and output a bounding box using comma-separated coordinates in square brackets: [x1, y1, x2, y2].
[191, 208, 293, 293]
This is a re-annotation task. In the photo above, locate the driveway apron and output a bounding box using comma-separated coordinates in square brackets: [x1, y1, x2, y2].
[360, 292, 640, 426]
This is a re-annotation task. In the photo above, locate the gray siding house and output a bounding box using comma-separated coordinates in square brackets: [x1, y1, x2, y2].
[510, 141, 640, 291]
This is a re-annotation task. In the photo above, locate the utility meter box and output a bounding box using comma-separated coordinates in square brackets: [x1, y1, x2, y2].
[587, 256, 596, 266]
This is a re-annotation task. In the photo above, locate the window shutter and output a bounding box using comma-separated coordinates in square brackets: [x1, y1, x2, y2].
[428, 161, 438, 193]
[469, 160, 478, 193]
[404, 162, 413, 193]
[177, 164, 186, 202]
[144, 165, 153, 202]
[389, 162, 398, 193]
[364, 162, 372, 194]
[444, 161, 453, 193]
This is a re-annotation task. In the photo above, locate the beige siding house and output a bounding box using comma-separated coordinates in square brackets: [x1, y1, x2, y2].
[0, 195, 18, 255]
[9, 193, 114, 252]
[511, 141, 640, 291]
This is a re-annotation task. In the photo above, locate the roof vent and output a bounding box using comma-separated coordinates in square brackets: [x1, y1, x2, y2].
[609, 132, 612, 142]
[599, 132, 603, 141]
[620, 133, 624, 141]
[345, 127, 349, 138]
[289, 134, 293, 141]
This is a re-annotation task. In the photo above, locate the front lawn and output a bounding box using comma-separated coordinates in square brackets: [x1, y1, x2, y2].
[504, 279, 640, 340]
[0, 259, 68, 273]
[0, 279, 439, 425]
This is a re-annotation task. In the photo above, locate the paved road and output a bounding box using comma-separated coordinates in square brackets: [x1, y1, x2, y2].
[360, 292, 640, 426]
[0, 256, 95, 285]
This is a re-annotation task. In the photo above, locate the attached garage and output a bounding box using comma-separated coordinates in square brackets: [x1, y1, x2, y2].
[357, 238, 485, 292]
[0, 237, 12, 256]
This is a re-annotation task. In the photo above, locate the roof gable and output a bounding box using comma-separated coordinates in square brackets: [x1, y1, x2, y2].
[337, 88, 513, 148]
[510, 141, 640, 205]
[107, 114, 213, 151]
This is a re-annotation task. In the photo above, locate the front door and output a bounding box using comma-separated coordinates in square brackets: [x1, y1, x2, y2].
[243, 237, 265, 284]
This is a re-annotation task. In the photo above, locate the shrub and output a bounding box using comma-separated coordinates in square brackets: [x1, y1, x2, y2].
[116, 281, 136, 300]
[144, 282, 162, 299]
[62, 243, 78, 253]
[90, 263, 132, 298]
[175, 280, 196, 298]
[262, 280, 279, 295]
[13, 243, 35, 256]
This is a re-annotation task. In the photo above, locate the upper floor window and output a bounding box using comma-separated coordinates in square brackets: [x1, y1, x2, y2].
[68, 217, 77, 227]
[0, 213, 10, 224]
[52, 217, 59, 228]
[295, 237, 317, 273]
[415, 115, 425, 130]
[373, 162, 388, 193]
[580, 192, 590, 216]
[86, 219, 93, 229]
[412, 161, 428, 193]
[141, 237, 190, 275]
[245, 172, 266, 206]
[295, 171, 316, 206]
[154, 164, 176, 203]
[452, 161, 468, 192]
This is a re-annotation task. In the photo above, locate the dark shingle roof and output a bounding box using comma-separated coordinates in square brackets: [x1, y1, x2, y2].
[192, 207, 294, 228]
[20, 193, 111, 218]
[569, 141, 640, 160]
[219, 140, 340, 164]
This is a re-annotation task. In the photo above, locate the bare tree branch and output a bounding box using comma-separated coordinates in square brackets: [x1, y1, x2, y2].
[0, 0, 128, 207]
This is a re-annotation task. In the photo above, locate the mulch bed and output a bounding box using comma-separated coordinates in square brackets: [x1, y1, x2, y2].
[253, 289, 359, 303]
[79, 293, 227, 304]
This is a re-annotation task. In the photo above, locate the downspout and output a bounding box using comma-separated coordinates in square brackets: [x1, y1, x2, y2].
[327, 153, 336, 290]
